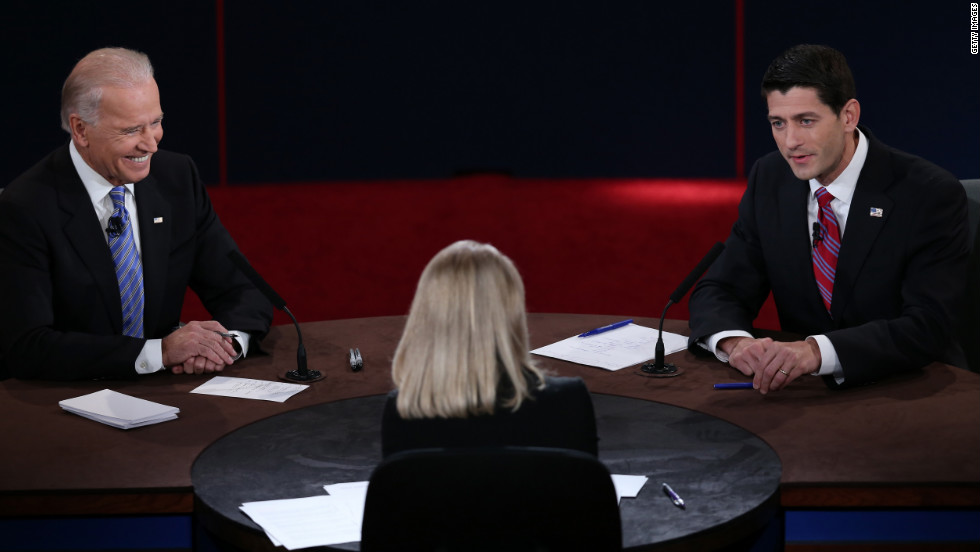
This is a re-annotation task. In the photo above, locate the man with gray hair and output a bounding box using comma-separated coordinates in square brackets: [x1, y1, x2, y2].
[0, 47, 272, 380]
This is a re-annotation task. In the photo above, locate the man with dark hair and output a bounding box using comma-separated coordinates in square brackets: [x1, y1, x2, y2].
[0, 48, 273, 380]
[688, 44, 969, 392]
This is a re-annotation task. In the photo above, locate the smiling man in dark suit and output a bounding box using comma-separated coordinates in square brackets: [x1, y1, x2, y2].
[0, 47, 272, 380]
[688, 44, 969, 393]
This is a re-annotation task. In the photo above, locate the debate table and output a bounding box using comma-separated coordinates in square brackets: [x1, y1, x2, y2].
[2, 315, 978, 547]
[192, 393, 782, 551]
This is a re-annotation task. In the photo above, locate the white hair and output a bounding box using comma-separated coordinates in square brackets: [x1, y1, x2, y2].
[60, 47, 154, 132]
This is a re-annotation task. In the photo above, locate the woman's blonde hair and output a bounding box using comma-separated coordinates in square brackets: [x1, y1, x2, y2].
[392, 240, 543, 419]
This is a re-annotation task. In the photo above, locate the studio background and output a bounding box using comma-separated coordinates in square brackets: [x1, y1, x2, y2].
[2, 1, 977, 327]
[3, 1, 976, 185]
[1, 3, 978, 550]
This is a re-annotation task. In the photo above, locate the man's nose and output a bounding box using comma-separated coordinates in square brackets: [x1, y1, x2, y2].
[784, 125, 804, 149]
[139, 126, 160, 152]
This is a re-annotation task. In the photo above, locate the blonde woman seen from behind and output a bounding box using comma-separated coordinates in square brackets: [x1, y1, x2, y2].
[381, 240, 598, 458]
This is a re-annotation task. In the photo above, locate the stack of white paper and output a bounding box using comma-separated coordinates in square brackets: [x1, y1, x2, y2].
[58, 389, 179, 429]
[240, 482, 369, 550]
[323, 481, 369, 526]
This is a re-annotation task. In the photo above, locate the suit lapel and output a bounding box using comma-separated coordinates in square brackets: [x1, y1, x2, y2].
[134, 175, 171, 336]
[831, 138, 892, 321]
[780, 177, 814, 276]
[776, 174, 827, 314]
[55, 152, 124, 333]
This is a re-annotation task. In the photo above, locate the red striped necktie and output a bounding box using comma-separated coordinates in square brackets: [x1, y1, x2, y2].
[812, 186, 840, 312]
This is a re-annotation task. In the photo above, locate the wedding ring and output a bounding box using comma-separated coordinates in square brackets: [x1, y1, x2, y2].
[778, 369, 790, 376]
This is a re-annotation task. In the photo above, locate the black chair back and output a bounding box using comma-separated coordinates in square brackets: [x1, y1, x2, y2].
[960, 179, 979, 372]
[360, 446, 622, 552]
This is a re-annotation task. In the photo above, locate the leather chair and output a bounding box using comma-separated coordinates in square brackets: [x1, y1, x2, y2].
[960, 179, 979, 372]
[963, 179, 979, 243]
[360, 446, 622, 552]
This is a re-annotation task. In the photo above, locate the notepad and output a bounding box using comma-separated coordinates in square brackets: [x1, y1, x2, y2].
[58, 389, 179, 429]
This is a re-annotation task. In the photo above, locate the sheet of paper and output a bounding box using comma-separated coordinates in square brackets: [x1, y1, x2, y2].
[531, 323, 687, 371]
[58, 389, 179, 429]
[240, 495, 361, 550]
[190, 376, 308, 402]
[324, 481, 369, 533]
[611, 474, 649, 504]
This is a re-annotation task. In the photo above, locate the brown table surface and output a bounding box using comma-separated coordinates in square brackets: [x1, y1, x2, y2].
[2, 314, 978, 516]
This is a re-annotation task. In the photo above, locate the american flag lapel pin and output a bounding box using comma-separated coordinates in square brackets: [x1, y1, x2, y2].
[869, 207, 883, 218]
[153, 217, 164, 224]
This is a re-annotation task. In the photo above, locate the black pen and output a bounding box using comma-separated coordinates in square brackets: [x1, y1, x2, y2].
[662, 482, 685, 509]
[578, 319, 633, 337]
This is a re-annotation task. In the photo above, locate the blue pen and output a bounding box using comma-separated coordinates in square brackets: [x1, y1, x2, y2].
[662, 483, 685, 509]
[713, 382, 754, 390]
[578, 319, 633, 337]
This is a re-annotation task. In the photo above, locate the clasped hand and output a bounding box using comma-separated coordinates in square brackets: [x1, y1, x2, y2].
[721, 336, 821, 394]
[161, 320, 238, 375]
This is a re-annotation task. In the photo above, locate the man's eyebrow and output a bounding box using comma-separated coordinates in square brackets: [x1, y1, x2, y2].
[767, 111, 822, 120]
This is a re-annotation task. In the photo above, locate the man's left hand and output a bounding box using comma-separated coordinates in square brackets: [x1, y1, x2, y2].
[752, 339, 821, 394]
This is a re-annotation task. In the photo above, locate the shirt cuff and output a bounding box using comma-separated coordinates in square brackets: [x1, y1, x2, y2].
[807, 334, 844, 383]
[702, 330, 754, 363]
[135, 339, 165, 374]
[135, 331, 249, 374]
[231, 331, 251, 360]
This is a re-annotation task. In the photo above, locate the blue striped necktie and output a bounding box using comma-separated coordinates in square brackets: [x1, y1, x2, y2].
[108, 186, 145, 338]
[812, 186, 840, 313]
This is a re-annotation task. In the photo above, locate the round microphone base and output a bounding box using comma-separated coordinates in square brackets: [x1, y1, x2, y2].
[637, 362, 683, 378]
[280, 369, 325, 383]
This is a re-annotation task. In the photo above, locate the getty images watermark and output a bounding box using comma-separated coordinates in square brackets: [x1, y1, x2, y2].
[972, 3, 979, 54]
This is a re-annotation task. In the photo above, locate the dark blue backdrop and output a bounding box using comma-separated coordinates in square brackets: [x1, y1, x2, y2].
[744, 1, 980, 181]
[2, 1, 977, 186]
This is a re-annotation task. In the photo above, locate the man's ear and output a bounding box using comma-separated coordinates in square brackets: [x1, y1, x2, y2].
[69, 114, 89, 147]
[840, 99, 860, 132]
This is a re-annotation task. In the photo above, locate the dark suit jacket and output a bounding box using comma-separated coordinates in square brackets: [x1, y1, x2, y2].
[381, 376, 599, 458]
[0, 145, 273, 380]
[688, 128, 969, 388]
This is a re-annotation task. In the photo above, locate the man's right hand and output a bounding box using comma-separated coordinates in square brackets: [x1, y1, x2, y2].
[161, 320, 237, 374]
[721, 336, 769, 377]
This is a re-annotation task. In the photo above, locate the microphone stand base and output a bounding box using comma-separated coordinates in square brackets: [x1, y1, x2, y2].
[637, 362, 683, 378]
[280, 370, 325, 383]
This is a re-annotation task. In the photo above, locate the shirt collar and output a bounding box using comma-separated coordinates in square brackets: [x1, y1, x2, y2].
[69, 140, 135, 204]
[808, 128, 867, 205]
